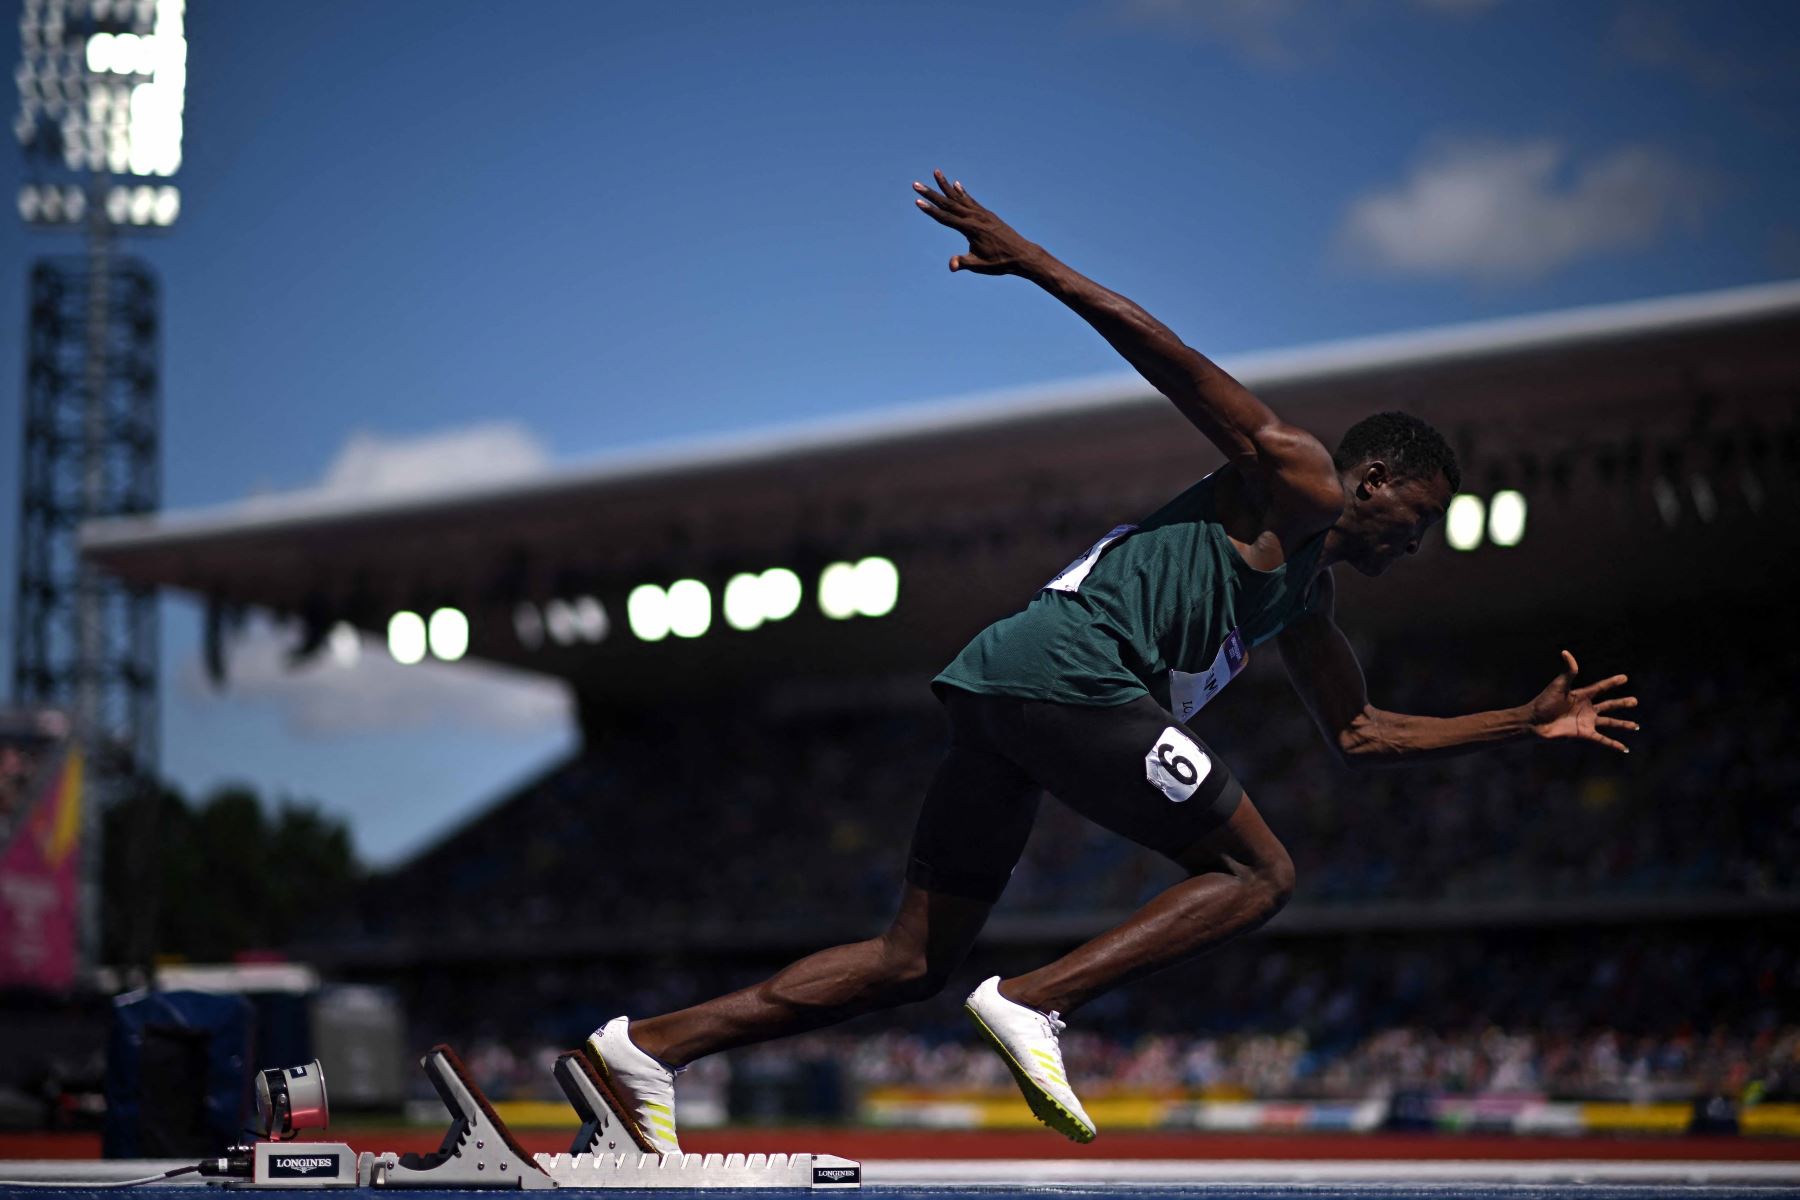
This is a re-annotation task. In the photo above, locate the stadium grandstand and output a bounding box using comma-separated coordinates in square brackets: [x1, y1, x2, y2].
[79, 278, 1800, 1134]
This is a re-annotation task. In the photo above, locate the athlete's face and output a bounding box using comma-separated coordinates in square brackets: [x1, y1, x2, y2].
[1339, 464, 1452, 577]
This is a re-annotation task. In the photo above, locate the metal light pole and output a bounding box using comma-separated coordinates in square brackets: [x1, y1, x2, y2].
[12, 0, 187, 974]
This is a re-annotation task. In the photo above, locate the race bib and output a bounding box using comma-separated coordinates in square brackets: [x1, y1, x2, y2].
[1169, 628, 1248, 721]
[1144, 726, 1212, 804]
[1044, 524, 1137, 593]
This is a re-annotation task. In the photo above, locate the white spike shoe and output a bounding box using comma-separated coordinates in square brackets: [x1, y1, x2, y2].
[964, 976, 1096, 1143]
[579, 1016, 681, 1154]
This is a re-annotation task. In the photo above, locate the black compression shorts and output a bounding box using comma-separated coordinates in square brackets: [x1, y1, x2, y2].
[905, 686, 1245, 903]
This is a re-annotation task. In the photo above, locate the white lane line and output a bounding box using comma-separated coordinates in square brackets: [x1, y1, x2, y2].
[862, 1159, 1800, 1185]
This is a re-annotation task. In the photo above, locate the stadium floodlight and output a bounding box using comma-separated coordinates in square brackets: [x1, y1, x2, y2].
[513, 602, 545, 650]
[86, 32, 155, 77]
[387, 611, 427, 665]
[124, 0, 186, 178]
[666, 579, 711, 639]
[17, 0, 187, 226]
[1651, 476, 1681, 527]
[97, 183, 178, 226]
[853, 556, 899, 618]
[724, 572, 766, 632]
[327, 621, 360, 668]
[1690, 476, 1718, 523]
[544, 598, 578, 645]
[17, 183, 86, 224]
[1487, 490, 1527, 548]
[627, 584, 672, 642]
[85, 33, 112, 75]
[818, 562, 859, 620]
[428, 607, 469, 662]
[760, 567, 802, 622]
[725, 567, 805, 632]
[572, 595, 609, 642]
[820, 557, 900, 618]
[1445, 494, 1485, 551]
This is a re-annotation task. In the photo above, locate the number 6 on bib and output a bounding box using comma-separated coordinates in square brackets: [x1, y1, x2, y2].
[1144, 726, 1211, 804]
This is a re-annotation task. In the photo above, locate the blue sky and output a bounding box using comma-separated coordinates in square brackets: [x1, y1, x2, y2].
[2, 0, 1797, 864]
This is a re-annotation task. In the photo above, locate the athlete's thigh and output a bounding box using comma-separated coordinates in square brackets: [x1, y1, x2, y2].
[1003, 695, 1244, 863]
[904, 710, 1042, 905]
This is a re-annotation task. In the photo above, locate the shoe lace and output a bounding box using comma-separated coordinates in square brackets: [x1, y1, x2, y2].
[1044, 1010, 1067, 1036]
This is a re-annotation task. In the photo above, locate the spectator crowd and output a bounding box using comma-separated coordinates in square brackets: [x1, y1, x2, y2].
[416, 926, 1797, 1105]
[370, 621, 1798, 936]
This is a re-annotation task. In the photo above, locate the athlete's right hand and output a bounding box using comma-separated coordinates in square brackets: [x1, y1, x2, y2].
[1527, 650, 1639, 754]
[913, 170, 1038, 276]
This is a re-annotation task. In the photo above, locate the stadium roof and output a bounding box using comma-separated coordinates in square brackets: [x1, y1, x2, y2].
[84, 277, 1800, 548]
[81, 278, 1800, 698]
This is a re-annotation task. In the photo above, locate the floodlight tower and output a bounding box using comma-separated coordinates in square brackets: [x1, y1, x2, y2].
[12, 0, 186, 970]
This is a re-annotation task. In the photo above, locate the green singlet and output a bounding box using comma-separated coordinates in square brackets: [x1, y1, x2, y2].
[934, 472, 1328, 718]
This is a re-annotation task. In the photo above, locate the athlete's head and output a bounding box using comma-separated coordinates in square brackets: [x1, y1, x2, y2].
[1331, 411, 1460, 577]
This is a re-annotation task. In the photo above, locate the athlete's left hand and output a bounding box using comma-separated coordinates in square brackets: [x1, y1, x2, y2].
[1527, 650, 1639, 753]
[912, 170, 1039, 276]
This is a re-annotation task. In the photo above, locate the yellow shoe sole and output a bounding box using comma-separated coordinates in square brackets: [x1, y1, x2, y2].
[964, 1003, 1097, 1144]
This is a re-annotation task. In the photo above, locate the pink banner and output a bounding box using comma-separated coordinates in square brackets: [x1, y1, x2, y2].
[0, 750, 82, 990]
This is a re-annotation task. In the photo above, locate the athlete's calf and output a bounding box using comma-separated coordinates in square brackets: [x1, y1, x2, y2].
[630, 884, 991, 1068]
[998, 793, 1294, 1016]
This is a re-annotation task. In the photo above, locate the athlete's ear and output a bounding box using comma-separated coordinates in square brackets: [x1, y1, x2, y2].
[1358, 460, 1390, 496]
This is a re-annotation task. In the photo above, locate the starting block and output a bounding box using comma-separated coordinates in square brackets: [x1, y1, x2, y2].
[301, 1042, 859, 1189]
[551, 1048, 637, 1156]
[540, 1050, 859, 1187]
[359, 1045, 554, 1188]
[535, 1152, 862, 1190]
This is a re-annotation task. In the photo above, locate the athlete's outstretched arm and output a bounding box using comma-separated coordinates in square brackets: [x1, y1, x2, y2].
[912, 171, 1338, 517]
[1275, 572, 1640, 766]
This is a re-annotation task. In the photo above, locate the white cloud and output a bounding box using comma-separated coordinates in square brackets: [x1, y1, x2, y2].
[184, 422, 572, 738]
[1337, 138, 1711, 283]
[313, 422, 550, 500]
[181, 615, 572, 738]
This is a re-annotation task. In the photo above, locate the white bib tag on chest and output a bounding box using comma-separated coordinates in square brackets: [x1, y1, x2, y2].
[1169, 628, 1249, 721]
[1044, 524, 1138, 593]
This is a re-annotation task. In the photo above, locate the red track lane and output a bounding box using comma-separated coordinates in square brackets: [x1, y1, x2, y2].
[5, 1129, 1799, 1161]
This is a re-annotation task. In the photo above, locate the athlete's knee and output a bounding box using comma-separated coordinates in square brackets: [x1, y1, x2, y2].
[1177, 833, 1294, 918]
[1232, 824, 1296, 915]
[867, 933, 955, 1004]
[1255, 842, 1296, 915]
[1176, 796, 1295, 916]
[859, 883, 987, 1005]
